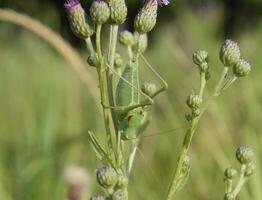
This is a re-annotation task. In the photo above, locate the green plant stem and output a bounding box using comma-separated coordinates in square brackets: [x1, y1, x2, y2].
[225, 179, 233, 193]
[96, 25, 103, 59]
[165, 117, 199, 200]
[95, 24, 114, 154]
[221, 76, 237, 92]
[127, 46, 133, 60]
[214, 67, 229, 96]
[199, 72, 206, 97]
[232, 165, 247, 198]
[85, 37, 95, 55]
[107, 25, 120, 164]
[165, 72, 207, 200]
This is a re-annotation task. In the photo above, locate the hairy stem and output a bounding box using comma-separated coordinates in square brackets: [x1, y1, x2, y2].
[95, 24, 114, 154]
[107, 24, 120, 164]
[214, 67, 229, 96]
[232, 165, 247, 198]
[96, 25, 103, 59]
[85, 37, 95, 55]
[165, 72, 207, 200]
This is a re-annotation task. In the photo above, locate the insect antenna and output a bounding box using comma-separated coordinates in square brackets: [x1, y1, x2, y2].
[141, 125, 188, 139]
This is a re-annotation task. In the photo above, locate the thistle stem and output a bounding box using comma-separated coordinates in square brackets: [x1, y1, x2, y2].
[96, 24, 103, 59]
[165, 71, 207, 200]
[232, 165, 247, 198]
[85, 37, 95, 55]
[199, 72, 206, 98]
[214, 67, 229, 96]
[95, 24, 114, 153]
[165, 117, 199, 200]
[107, 25, 120, 163]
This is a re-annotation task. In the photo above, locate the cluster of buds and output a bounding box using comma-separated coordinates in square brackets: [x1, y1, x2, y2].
[223, 146, 255, 200]
[192, 50, 209, 73]
[220, 39, 251, 77]
[186, 94, 202, 120]
[89, 166, 129, 200]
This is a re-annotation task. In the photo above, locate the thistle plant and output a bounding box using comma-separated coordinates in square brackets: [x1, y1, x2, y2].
[64, 0, 169, 199]
[165, 40, 253, 200]
[64, 0, 254, 199]
[223, 146, 255, 200]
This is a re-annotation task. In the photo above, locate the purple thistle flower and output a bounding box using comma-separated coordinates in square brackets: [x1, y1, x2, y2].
[64, 0, 81, 11]
[157, 0, 170, 6]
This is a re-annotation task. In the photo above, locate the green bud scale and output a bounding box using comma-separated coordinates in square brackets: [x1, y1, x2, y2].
[90, 0, 110, 25]
[233, 59, 251, 77]
[64, 1, 94, 39]
[186, 94, 202, 110]
[236, 146, 254, 165]
[96, 166, 118, 189]
[134, 0, 158, 34]
[107, 0, 127, 24]
[220, 39, 241, 67]
[224, 167, 238, 179]
[119, 30, 135, 47]
[142, 82, 157, 97]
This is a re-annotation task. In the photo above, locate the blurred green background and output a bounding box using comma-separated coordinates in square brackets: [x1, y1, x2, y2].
[0, 0, 262, 199]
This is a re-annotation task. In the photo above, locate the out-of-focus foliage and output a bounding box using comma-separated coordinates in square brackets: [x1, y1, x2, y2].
[0, 1, 262, 200]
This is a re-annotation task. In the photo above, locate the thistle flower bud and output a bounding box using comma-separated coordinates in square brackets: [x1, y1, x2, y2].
[64, 0, 94, 39]
[224, 167, 238, 179]
[134, 0, 158, 34]
[142, 82, 157, 97]
[107, 0, 127, 24]
[193, 50, 208, 66]
[186, 94, 202, 110]
[114, 54, 123, 69]
[119, 31, 135, 47]
[233, 59, 251, 77]
[224, 192, 234, 200]
[90, 195, 107, 200]
[192, 50, 209, 72]
[112, 189, 127, 200]
[220, 39, 241, 67]
[87, 54, 100, 67]
[132, 33, 148, 54]
[90, 0, 110, 24]
[96, 166, 118, 189]
[244, 163, 255, 177]
[116, 174, 128, 189]
[236, 146, 254, 165]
